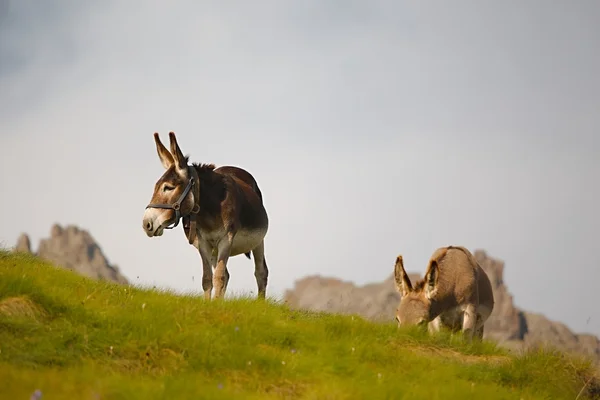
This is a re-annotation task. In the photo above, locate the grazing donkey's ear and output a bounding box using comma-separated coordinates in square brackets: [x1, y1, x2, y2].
[424, 259, 439, 299]
[154, 133, 174, 169]
[394, 255, 412, 297]
[168, 132, 187, 171]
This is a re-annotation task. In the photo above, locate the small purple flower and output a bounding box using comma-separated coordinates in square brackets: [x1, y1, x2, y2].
[30, 390, 42, 400]
[234, 326, 239, 332]
[217, 383, 224, 390]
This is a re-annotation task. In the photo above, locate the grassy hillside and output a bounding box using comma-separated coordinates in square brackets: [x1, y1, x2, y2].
[0, 250, 598, 400]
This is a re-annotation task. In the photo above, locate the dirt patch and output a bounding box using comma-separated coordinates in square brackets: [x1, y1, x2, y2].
[408, 345, 511, 366]
[0, 296, 47, 321]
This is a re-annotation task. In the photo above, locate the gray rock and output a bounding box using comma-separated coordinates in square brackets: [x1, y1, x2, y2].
[14, 233, 32, 254]
[14, 224, 128, 285]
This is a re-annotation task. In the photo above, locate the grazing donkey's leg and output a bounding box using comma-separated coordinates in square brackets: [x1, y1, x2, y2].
[197, 241, 214, 300]
[213, 233, 234, 299]
[474, 324, 484, 340]
[428, 316, 442, 335]
[251, 240, 268, 299]
[473, 307, 490, 340]
[462, 303, 478, 340]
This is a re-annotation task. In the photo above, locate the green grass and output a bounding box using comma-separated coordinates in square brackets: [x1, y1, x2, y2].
[0, 250, 598, 400]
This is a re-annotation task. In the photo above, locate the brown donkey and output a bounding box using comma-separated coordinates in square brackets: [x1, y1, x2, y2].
[393, 246, 494, 340]
[142, 132, 270, 300]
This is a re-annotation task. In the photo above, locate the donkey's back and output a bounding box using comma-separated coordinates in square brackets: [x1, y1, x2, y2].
[430, 246, 494, 338]
[215, 166, 264, 203]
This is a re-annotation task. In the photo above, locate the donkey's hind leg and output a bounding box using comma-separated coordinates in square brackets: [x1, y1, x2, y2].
[473, 306, 491, 340]
[252, 241, 268, 299]
[461, 303, 478, 341]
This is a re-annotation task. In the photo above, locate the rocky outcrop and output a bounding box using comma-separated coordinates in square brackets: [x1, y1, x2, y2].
[472, 250, 526, 343]
[283, 249, 600, 366]
[15, 233, 32, 253]
[284, 274, 419, 323]
[13, 224, 128, 285]
[521, 312, 600, 363]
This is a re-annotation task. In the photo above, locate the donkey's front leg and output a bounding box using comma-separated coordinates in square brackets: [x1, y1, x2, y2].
[197, 241, 214, 301]
[213, 233, 234, 299]
[428, 316, 442, 335]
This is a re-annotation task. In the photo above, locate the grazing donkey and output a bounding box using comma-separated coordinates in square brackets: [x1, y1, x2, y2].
[393, 246, 494, 340]
[142, 132, 270, 300]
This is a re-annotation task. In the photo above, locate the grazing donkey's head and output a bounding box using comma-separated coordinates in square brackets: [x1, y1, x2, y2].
[142, 132, 197, 238]
[393, 255, 440, 328]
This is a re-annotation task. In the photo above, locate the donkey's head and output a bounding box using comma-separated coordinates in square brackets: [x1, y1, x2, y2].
[393, 255, 440, 328]
[142, 132, 196, 237]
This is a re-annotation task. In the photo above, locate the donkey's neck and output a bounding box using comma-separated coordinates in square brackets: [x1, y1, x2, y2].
[191, 163, 226, 213]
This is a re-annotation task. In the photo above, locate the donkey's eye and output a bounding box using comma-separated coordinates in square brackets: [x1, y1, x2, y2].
[163, 185, 174, 192]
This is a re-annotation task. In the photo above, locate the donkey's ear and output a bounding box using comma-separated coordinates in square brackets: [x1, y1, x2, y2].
[424, 259, 440, 299]
[168, 132, 187, 171]
[394, 255, 412, 297]
[154, 133, 174, 169]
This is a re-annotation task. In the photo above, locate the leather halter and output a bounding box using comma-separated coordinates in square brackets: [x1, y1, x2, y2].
[145, 166, 200, 244]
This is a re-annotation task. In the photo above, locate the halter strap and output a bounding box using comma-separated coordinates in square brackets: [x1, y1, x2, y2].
[185, 167, 201, 244]
[145, 166, 200, 234]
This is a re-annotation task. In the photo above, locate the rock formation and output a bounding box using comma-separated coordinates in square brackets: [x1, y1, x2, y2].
[284, 249, 600, 366]
[13, 224, 128, 285]
[15, 233, 32, 253]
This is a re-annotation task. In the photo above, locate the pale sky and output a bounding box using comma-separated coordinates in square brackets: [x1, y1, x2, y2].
[1, 1, 599, 336]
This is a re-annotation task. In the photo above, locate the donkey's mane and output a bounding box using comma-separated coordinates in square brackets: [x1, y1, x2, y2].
[189, 159, 222, 188]
[411, 280, 427, 292]
[410, 249, 451, 293]
[191, 162, 217, 173]
[184, 155, 217, 175]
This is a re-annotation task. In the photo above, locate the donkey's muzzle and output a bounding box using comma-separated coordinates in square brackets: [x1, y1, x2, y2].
[144, 220, 153, 233]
